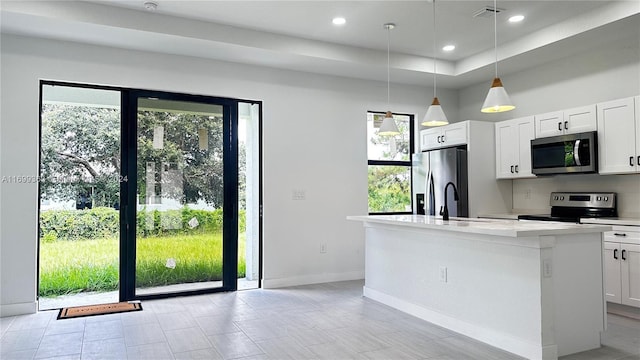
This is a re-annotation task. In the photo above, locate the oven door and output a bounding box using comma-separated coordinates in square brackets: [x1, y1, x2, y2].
[531, 131, 597, 175]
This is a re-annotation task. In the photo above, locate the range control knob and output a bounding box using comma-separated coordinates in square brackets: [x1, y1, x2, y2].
[560, 196, 565, 200]
[604, 196, 609, 201]
[554, 196, 559, 200]
[597, 196, 602, 201]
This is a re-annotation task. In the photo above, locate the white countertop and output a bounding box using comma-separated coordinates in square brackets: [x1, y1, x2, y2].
[579, 217, 640, 227]
[347, 215, 611, 238]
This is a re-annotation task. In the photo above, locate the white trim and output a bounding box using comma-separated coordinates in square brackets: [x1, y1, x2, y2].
[363, 286, 557, 360]
[0, 301, 38, 317]
[262, 271, 364, 289]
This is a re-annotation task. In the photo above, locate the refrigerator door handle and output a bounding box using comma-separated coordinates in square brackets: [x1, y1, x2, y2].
[425, 170, 435, 215]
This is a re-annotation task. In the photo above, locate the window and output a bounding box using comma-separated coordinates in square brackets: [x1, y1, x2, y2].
[367, 112, 414, 214]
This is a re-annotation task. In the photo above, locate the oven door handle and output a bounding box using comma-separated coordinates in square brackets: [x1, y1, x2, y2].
[574, 140, 582, 166]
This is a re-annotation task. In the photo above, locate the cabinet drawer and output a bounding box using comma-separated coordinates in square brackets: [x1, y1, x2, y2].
[605, 227, 640, 245]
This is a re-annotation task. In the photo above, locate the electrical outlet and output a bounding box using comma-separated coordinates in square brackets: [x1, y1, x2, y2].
[439, 266, 448, 283]
[525, 188, 532, 200]
[292, 189, 306, 200]
[543, 259, 552, 277]
[320, 243, 327, 253]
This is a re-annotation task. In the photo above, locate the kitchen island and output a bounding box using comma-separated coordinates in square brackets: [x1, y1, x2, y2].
[348, 215, 612, 360]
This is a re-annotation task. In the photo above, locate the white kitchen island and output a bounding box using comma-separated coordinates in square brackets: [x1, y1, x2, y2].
[348, 215, 612, 360]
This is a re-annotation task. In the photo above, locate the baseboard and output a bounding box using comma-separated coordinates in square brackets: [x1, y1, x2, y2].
[1, 301, 37, 317]
[363, 286, 554, 360]
[262, 270, 364, 289]
[607, 302, 640, 320]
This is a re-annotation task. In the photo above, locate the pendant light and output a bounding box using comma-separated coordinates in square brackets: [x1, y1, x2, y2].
[422, 0, 449, 127]
[378, 23, 401, 136]
[481, 0, 515, 113]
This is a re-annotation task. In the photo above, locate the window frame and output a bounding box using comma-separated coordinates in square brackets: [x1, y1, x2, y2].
[367, 111, 415, 215]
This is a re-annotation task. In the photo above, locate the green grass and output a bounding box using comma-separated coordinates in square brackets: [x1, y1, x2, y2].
[39, 232, 246, 297]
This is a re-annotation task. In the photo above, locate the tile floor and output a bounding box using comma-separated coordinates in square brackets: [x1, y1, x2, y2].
[1, 280, 639, 359]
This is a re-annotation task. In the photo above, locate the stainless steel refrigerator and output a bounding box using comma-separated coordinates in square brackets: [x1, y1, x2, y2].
[412, 146, 469, 217]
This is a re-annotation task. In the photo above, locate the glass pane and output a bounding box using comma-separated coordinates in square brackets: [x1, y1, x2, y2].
[135, 98, 224, 295]
[39, 85, 121, 309]
[238, 102, 260, 290]
[368, 165, 411, 213]
[367, 113, 410, 161]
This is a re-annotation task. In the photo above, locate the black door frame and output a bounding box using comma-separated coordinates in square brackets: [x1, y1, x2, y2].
[122, 89, 240, 301]
[38, 80, 263, 305]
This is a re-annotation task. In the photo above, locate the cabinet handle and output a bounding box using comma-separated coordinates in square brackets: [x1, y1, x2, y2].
[614, 233, 627, 237]
[630, 156, 635, 166]
[441, 135, 445, 143]
[515, 165, 519, 173]
[564, 121, 568, 130]
[437, 136, 442, 143]
[622, 249, 627, 261]
[614, 248, 618, 260]
[510, 165, 514, 174]
[558, 122, 562, 131]
[638, 156, 639, 166]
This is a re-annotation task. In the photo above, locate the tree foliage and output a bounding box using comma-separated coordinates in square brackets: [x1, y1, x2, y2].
[41, 104, 243, 209]
[368, 165, 411, 213]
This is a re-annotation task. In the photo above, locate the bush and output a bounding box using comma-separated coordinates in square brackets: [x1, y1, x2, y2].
[40, 207, 119, 241]
[40, 207, 246, 241]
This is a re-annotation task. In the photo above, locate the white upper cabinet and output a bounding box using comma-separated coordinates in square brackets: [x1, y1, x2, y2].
[495, 116, 535, 179]
[597, 97, 638, 174]
[534, 111, 563, 138]
[535, 105, 596, 138]
[420, 122, 468, 151]
[564, 105, 597, 134]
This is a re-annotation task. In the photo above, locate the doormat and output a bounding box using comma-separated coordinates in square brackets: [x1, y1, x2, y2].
[57, 302, 142, 320]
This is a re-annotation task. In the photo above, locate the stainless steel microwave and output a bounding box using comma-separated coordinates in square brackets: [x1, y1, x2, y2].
[531, 131, 597, 175]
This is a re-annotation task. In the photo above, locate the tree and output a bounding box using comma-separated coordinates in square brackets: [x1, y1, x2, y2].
[41, 104, 229, 208]
[40, 104, 120, 207]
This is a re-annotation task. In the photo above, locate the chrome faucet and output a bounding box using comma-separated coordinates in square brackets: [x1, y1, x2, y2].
[440, 181, 459, 221]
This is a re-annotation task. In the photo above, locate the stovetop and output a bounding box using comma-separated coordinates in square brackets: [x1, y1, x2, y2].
[517, 192, 617, 223]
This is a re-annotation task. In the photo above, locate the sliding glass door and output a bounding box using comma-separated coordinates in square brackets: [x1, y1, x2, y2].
[123, 92, 238, 298]
[40, 83, 258, 304]
[38, 83, 122, 309]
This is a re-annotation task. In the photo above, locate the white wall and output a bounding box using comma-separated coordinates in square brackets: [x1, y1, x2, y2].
[459, 34, 640, 217]
[0, 34, 457, 315]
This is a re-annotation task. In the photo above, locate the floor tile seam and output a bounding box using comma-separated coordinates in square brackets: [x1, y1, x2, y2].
[163, 328, 214, 354]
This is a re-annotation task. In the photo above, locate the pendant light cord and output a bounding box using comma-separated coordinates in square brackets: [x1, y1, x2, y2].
[494, 0, 498, 78]
[387, 25, 391, 108]
[432, 0, 437, 97]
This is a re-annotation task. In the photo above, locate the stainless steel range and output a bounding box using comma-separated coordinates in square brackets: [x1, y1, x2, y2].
[518, 192, 617, 223]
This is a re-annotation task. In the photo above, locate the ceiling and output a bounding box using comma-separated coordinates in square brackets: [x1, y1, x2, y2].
[1, 1, 639, 89]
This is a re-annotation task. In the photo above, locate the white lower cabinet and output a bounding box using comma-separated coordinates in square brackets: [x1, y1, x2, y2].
[604, 226, 640, 308]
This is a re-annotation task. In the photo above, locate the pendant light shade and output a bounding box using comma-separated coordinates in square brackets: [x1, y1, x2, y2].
[481, 77, 515, 113]
[422, 97, 449, 127]
[481, 0, 515, 113]
[379, 111, 400, 135]
[421, 0, 449, 127]
[379, 23, 400, 136]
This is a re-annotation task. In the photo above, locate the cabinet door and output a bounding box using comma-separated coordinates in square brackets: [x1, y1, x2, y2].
[636, 96, 640, 171]
[621, 243, 640, 307]
[604, 241, 622, 304]
[421, 128, 443, 151]
[441, 122, 468, 147]
[597, 97, 637, 174]
[564, 105, 596, 134]
[495, 121, 517, 179]
[514, 117, 535, 178]
[535, 111, 563, 138]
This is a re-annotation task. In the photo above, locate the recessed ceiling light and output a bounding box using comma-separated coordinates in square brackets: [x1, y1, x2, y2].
[508, 15, 525, 23]
[442, 45, 456, 52]
[143, 1, 158, 11]
[332, 17, 346, 26]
